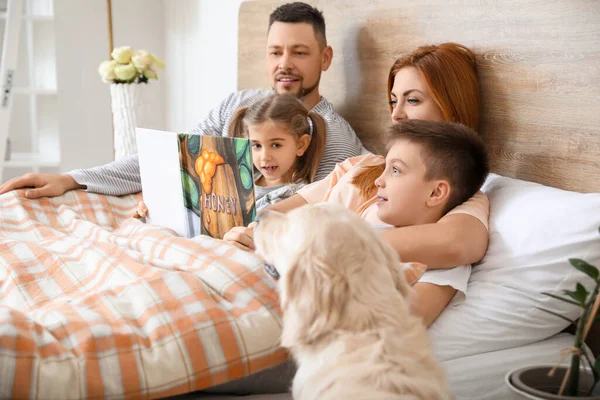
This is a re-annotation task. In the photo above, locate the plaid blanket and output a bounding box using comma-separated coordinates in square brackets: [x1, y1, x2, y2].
[0, 190, 286, 399]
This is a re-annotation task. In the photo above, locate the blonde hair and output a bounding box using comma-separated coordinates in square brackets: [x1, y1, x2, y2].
[353, 43, 481, 200]
[228, 94, 326, 184]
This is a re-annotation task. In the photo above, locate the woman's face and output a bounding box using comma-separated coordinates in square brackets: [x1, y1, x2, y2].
[389, 66, 445, 124]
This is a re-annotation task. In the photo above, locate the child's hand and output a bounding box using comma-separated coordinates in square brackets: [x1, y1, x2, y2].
[224, 222, 257, 251]
[133, 201, 148, 219]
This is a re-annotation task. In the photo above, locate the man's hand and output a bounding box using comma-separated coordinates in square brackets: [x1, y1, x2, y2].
[223, 222, 257, 251]
[0, 173, 84, 199]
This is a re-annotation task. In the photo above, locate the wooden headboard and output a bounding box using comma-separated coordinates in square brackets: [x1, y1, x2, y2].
[238, 0, 600, 193]
[238, 0, 600, 355]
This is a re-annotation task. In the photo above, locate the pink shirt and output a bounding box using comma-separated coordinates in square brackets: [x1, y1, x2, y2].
[297, 154, 489, 231]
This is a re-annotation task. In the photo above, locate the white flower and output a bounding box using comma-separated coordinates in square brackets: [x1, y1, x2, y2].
[111, 46, 133, 64]
[114, 63, 137, 81]
[98, 60, 118, 82]
[151, 53, 165, 70]
[132, 50, 153, 71]
[143, 68, 158, 80]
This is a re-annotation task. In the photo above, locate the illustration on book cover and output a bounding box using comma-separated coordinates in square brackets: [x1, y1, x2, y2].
[178, 134, 256, 239]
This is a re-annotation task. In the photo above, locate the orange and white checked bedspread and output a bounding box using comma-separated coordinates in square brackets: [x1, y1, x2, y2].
[0, 190, 286, 399]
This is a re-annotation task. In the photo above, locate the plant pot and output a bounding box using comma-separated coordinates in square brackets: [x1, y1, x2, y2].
[506, 364, 600, 399]
[110, 83, 149, 161]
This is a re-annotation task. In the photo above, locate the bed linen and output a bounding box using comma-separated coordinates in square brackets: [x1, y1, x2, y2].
[184, 332, 583, 400]
[0, 190, 286, 399]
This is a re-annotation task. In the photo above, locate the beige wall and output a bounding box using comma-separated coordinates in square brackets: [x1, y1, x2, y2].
[163, 0, 244, 133]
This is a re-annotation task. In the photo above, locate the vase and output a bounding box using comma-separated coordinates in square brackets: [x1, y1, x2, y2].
[506, 365, 600, 399]
[110, 83, 148, 160]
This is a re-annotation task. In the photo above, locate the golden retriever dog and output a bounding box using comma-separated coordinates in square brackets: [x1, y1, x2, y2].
[254, 203, 452, 400]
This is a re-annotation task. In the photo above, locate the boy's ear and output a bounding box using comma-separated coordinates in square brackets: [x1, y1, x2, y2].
[296, 134, 311, 157]
[427, 180, 451, 208]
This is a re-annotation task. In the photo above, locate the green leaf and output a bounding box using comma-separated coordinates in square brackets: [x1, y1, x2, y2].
[535, 307, 576, 325]
[245, 146, 253, 171]
[181, 170, 199, 209]
[541, 292, 583, 307]
[186, 134, 200, 155]
[240, 163, 253, 190]
[564, 283, 589, 305]
[569, 258, 599, 281]
[234, 138, 248, 160]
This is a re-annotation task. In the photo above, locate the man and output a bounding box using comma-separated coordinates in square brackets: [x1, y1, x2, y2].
[0, 2, 364, 198]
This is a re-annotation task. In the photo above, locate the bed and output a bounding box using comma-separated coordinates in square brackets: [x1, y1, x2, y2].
[1, 0, 599, 399]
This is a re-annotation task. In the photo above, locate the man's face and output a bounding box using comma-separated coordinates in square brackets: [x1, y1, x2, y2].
[266, 22, 332, 101]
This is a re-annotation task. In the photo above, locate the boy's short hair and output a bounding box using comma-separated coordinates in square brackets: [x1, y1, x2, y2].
[388, 120, 489, 213]
[268, 2, 327, 47]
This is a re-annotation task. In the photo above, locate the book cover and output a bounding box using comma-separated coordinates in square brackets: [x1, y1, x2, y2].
[137, 128, 256, 239]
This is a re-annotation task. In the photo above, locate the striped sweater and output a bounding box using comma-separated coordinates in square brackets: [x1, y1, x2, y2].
[68, 89, 364, 196]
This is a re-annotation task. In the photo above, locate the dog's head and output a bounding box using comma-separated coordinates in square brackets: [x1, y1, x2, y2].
[254, 203, 424, 348]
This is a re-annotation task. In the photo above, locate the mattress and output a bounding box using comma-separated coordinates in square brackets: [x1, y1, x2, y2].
[172, 332, 580, 400]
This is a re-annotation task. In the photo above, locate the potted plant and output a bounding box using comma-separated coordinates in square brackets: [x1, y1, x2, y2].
[507, 229, 600, 399]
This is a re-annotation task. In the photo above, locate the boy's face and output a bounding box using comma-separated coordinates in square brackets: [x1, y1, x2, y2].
[266, 22, 332, 106]
[374, 140, 440, 227]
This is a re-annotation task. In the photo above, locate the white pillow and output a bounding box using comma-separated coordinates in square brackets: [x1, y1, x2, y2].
[429, 173, 600, 361]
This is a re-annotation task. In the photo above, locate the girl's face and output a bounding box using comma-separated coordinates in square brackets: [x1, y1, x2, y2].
[248, 121, 311, 186]
[389, 66, 445, 124]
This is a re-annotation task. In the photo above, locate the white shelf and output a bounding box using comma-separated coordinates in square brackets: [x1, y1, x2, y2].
[0, 12, 53, 21]
[5, 151, 59, 168]
[13, 87, 57, 95]
[1, 0, 60, 179]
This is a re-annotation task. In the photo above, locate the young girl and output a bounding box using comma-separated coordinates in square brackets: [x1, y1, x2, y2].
[134, 93, 326, 218]
[227, 93, 326, 211]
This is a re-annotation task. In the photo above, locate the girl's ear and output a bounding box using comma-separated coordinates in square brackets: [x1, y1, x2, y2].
[296, 134, 311, 157]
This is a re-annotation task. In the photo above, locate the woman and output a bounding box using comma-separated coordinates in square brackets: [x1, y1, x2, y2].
[225, 43, 489, 328]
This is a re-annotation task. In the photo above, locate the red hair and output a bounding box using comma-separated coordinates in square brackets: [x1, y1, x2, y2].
[352, 43, 481, 200]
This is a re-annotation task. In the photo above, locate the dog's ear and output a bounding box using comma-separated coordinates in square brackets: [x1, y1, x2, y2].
[280, 255, 349, 348]
[387, 261, 412, 300]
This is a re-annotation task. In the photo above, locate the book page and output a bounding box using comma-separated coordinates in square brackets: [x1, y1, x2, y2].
[136, 128, 188, 237]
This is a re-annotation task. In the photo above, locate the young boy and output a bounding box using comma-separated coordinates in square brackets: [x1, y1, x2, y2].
[226, 119, 490, 326]
[300, 119, 489, 233]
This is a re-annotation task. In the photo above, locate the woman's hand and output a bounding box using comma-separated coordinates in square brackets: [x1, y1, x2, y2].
[223, 223, 257, 251]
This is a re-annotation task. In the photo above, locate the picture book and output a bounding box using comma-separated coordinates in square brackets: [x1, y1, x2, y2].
[136, 128, 256, 239]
